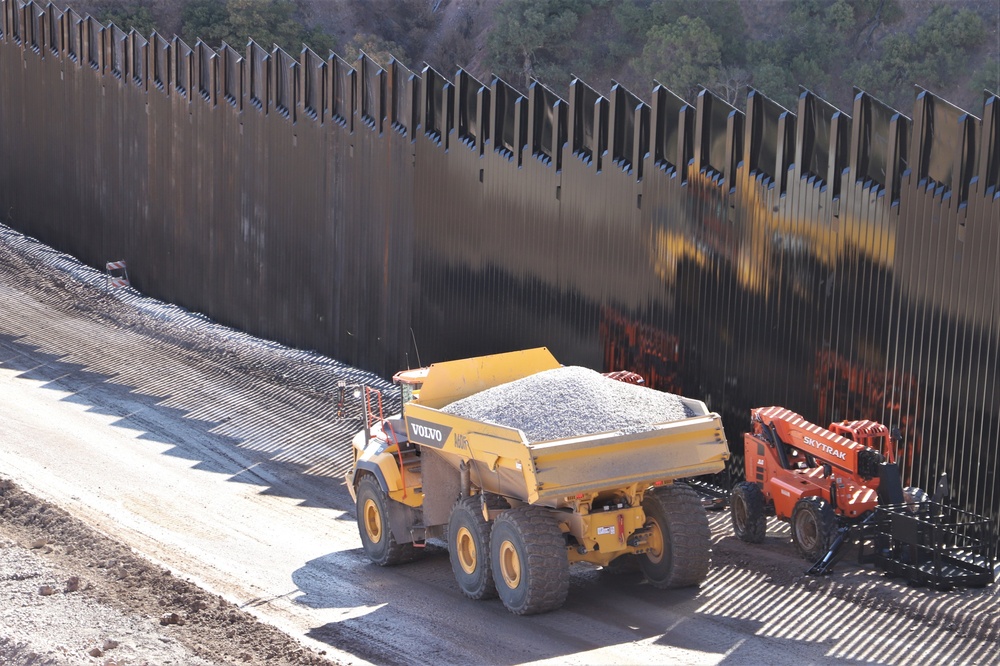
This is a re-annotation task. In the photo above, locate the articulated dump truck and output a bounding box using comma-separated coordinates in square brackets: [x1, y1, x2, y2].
[345, 348, 729, 614]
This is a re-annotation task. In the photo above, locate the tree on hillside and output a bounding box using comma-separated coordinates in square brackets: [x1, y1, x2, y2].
[95, 1, 157, 36]
[342, 33, 408, 69]
[421, 7, 478, 81]
[181, 0, 230, 45]
[714, 66, 753, 107]
[907, 6, 987, 88]
[180, 0, 334, 54]
[225, 0, 301, 51]
[613, 0, 746, 65]
[849, 4, 987, 108]
[357, 0, 436, 54]
[486, 0, 595, 88]
[717, 0, 852, 109]
[848, 0, 904, 48]
[747, 60, 797, 108]
[969, 61, 999, 99]
[633, 15, 722, 101]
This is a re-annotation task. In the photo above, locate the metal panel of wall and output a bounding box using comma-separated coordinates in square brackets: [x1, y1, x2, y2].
[0, 1, 997, 531]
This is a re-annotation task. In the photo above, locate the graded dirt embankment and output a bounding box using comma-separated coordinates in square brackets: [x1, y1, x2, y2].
[0, 479, 336, 665]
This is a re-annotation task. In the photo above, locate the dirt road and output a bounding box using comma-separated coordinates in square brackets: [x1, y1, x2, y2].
[0, 222, 996, 665]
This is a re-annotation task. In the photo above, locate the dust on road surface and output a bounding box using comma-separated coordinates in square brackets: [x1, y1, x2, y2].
[0, 222, 997, 665]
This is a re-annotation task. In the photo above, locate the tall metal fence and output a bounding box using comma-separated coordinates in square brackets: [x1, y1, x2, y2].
[0, 1, 997, 529]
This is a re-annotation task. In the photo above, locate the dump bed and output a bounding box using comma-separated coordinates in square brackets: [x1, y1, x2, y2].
[528, 400, 728, 500]
[400, 348, 729, 506]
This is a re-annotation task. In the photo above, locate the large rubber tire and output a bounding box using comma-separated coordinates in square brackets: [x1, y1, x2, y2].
[448, 495, 498, 600]
[490, 506, 569, 615]
[903, 486, 930, 506]
[638, 483, 712, 589]
[730, 481, 767, 543]
[356, 475, 416, 566]
[790, 496, 838, 562]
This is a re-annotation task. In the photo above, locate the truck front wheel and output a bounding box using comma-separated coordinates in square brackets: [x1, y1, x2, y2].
[639, 483, 711, 588]
[448, 495, 498, 600]
[356, 475, 416, 566]
[490, 507, 569, 615]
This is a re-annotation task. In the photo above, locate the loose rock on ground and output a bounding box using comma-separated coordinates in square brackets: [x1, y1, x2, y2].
[0, 478, 336, 666]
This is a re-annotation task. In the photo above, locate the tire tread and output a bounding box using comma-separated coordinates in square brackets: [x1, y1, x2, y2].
[448, 495, 497, 599]
[641, 482, 711, 588]
[731, 481, 767, 543]
[790, 496, 838, 561]
[356, 475, 417, 566]
[491, 506, 569, 615]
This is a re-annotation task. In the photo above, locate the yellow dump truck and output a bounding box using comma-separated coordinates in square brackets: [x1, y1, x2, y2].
[345, 348, 729, 614]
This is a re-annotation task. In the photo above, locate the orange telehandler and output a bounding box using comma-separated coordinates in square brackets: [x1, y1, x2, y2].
[730, 406, 995, 588]
[730, 406, 914, 561]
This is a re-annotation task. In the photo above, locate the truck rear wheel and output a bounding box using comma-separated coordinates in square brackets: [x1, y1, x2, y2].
[490, 506, 569, 615]
[791, 496, 838, 561]
[448, 495, 498, 600]
[639, 483, 711, 588]
[730, 481, 767, 543]
[356, 475, 416, 566]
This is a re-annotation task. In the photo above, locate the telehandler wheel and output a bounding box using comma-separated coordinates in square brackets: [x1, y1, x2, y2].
[356, 475, 416, 566]
[730, 481, 767, 543]
[639, 482, 712, 588]
[490, 506, 569, 615]
[448, 495, 498, 600]
[790, 496, 838, 562]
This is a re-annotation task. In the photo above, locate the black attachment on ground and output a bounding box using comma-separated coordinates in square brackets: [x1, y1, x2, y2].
[684, 478, 730, 510]
[868, 500, 995, 590]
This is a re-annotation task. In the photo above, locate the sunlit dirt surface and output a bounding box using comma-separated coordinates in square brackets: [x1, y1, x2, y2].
[1, 222, 996, 665]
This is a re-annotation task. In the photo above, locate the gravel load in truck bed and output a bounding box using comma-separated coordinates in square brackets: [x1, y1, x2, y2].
[440, 366, 696, 442]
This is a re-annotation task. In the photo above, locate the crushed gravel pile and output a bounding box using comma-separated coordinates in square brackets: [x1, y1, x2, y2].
[440, 366, 695, 442]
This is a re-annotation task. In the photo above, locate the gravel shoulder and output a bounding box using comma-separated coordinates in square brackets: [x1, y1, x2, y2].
[0, 478, 335, 666]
